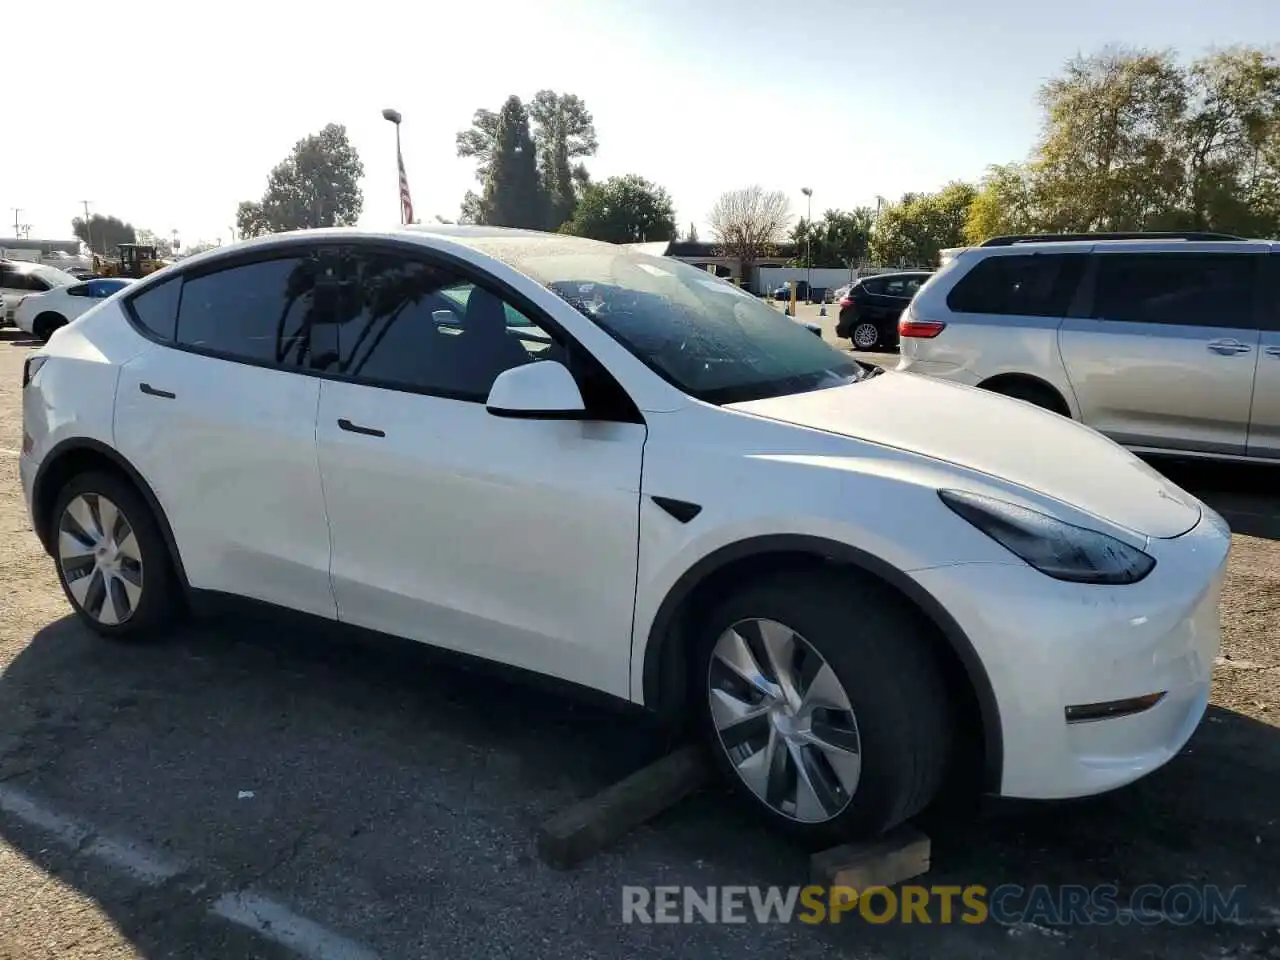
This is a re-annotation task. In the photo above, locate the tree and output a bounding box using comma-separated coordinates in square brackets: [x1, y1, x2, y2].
[708, 187, 791, 279]
[1033, 48, 1187, 232]
[967, 46, 1280, 240]
[870, 183, 977, 266]
[528, 90, 599, 229]
[965, 164, 1039, 244]
[561, 175, 676, 243]
[455, 108, 501, 180]
[71, 214, 136, 255]
[458, 190, 484, 225]
[481, 96, 545, 228]
[235, 201, 270, 240]
[235, 123, 364, 237]
[686, 222, 699, 242]
[457, 91, 599, 229]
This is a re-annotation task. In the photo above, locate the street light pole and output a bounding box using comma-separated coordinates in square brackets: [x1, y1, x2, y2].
[801, 187, 813, 302]
[382, 108, 404, 224]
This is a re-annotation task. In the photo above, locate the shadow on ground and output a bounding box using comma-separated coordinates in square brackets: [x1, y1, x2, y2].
[0, 605, 1276, 958]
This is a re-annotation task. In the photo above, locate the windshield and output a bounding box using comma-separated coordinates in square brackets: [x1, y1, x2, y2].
[32, 265, 77, 288]
[467, 236, 864, 404]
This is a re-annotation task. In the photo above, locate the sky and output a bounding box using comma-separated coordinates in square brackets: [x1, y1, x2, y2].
[3, 0, 1278, 248]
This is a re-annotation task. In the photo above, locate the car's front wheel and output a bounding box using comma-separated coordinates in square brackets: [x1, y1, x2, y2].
[694, 570, 952, 843]
[52, 471, 182, 640]
[850, 322, 880, 351]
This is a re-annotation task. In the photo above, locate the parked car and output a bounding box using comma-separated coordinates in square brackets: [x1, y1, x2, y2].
[1, 259, 78, 328]
[15, 277, 134, 340]
[21, 226, 1228, 842]
[836, 271, 933, 350]
[897, 231, 1280, 461]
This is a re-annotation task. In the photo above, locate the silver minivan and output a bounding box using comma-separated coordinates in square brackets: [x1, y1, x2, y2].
[898, 233, 1280, 462]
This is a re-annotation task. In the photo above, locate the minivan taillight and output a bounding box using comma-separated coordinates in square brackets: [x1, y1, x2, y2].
[839, 297, 854, 308]
[899, 317, 946, 338]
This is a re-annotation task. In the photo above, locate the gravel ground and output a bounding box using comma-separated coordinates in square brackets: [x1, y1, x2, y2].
[0, 327, 1276, 959]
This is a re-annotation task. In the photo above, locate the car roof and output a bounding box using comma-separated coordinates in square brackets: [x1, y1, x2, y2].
[859, 270, 932, 281]
[964, 237, 1279, 256]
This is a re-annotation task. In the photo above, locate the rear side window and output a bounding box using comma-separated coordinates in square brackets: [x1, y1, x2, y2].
[176, 256, 317, 366]
[1091, 253, 1257, 329]
[861, 278, 885, 294]
[127, 276, 181, 341]
[946, 254, 1085, 317]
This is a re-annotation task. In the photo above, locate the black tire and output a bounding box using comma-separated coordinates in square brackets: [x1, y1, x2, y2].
[33, 312, 66, 342]
[693, 569, 952, 845]
[51, 470, 183, 641]
[987, 379, 1068, 416]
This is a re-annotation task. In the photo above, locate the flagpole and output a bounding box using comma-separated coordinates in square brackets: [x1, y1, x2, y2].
[382, 107, 404, 224]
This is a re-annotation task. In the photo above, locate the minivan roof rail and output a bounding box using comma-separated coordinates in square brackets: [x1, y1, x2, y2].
[979, 231, 1246, 247]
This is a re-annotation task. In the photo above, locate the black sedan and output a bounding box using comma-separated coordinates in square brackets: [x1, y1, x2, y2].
[835, 271, 932, 351]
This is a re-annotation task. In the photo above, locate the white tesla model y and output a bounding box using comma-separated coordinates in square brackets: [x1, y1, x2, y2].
[20, 227, 1228, 841]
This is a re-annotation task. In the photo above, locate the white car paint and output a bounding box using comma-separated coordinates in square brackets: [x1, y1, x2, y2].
[14, 276, 134, 337]
[20, 226, 1228, 814]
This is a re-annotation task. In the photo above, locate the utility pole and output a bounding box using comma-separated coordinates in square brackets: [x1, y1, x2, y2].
[79, 200, 94, 254]
[11, 209, 21, 239]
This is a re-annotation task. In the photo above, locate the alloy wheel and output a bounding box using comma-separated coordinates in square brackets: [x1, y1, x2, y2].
[707, 618, 861, 823]
[852, 323, 879, 350]
[57, 493, 144, 626]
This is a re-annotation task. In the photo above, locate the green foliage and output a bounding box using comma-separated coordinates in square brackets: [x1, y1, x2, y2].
[870, 183, 977, 266]
[529, 90, 599, 229]
[686, 222, 699, 242]
[71, 214, 136, 254]
[235, 124, 364, 238]
[457, 91, 599, 229]
[966, 46, 1280, 242]
[481, 96, 545, 229]
[561, 175, 677, 243]
[791, 208, 875, 267]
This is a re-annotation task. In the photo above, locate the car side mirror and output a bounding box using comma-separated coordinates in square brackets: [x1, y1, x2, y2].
[486, 360, 587, 420]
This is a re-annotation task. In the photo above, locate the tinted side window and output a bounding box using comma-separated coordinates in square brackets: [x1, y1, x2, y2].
[1092, 253, 1257, 329]
[946, 254, 1085, 317]
[861, 278, 885, 295]
[1263, 255, 1280, 333]
[127, 276, 181, 341]
[883, 279, 907, 296]
[327, 252, 556, 399]
[176, 256, 317, 366]
[67, 284, 91, 298]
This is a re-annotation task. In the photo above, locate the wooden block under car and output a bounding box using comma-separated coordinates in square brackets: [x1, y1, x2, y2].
[810, 826, 931, 891]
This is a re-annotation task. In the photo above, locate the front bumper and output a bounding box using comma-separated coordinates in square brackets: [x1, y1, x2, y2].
[913, 506, 1229, 800]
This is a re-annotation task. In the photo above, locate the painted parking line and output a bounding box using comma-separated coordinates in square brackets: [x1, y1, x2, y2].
[0, 782, 380, 960]
[211, 892, 382, 960]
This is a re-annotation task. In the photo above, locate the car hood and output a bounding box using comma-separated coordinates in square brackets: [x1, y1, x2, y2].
[727, 372, 1201, 539]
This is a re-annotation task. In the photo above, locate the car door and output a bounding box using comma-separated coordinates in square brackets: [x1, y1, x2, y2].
[113, 250, 337, 619]
[1247, 252, 1280, 459]
[1058, 248, 1262, 455]
[312, 244, 646, 698]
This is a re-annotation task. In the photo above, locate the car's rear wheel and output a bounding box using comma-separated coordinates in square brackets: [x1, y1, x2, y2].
[850, 322, 880, 351]
[694, 570, 952, 844]
[52, 471, 181, 640]
[33, 312, 66, 342]
[985, 379, 1069, 416]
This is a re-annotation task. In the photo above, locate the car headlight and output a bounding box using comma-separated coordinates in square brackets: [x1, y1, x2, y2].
[938, 489, 1156, 585]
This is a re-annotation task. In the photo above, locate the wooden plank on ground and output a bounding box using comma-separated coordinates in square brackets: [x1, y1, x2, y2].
[536, 744, 710, 869]
[810, 825, 931, 891]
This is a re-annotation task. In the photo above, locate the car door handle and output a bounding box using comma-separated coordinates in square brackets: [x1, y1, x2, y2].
[1206, 339, 1252, 355]
[337, 418, 385, 438]
[1266, 346, 1280, 358]
[139, 382, 176, 399]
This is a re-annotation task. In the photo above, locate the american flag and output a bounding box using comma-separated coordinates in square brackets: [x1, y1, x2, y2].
[398, 145, 414, 224]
